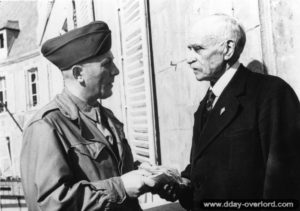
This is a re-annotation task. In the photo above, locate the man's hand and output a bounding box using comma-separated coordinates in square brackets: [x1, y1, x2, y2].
[180, 177, 191, 187]
[156, 183, 179, 202]
[121, 169, 155, 198]
[155, 177, 191, 202]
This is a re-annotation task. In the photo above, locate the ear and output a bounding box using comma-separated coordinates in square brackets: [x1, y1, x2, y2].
[72, 65, 84, 83]
[223, 40, 236, 61]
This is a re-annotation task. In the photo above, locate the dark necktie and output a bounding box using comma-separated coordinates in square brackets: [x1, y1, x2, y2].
[206, 89, 216, 112]
[201, 89, 216, 129]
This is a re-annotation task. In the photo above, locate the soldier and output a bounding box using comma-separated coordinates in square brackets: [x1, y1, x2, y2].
[21, 21, 155, 211]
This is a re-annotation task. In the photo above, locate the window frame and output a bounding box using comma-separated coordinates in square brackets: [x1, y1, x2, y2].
[0, 33, 4, 49]
[0, 76, 7, 113]
[26, 67, 39, 109]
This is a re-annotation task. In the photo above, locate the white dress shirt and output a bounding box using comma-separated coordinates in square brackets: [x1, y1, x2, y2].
[210, 61, 240, 108]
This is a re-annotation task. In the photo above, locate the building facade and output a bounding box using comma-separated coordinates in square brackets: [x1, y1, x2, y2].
[0, 1, 40, 178]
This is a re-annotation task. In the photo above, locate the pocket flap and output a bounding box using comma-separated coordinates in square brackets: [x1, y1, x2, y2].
[72, 142, 106, 159]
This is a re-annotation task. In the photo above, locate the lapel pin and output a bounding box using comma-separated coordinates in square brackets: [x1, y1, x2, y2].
[220, 107, 226, 115]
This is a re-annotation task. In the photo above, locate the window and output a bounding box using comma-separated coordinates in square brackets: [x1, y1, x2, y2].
[27, 68, 39, 108]
[0, 33, 4, 48]
[0, 76, 7, 112]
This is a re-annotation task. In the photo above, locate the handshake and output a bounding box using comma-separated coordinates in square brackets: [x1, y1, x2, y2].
[121, 162, 191, 201]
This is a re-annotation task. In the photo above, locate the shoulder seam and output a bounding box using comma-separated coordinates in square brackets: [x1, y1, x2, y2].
[26, 108, 60, 128]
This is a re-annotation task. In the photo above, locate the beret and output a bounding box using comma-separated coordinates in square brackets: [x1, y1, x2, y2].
[41, 21, 111, 70]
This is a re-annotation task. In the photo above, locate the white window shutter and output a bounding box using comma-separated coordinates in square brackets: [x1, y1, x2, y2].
[119, 0, 158, 164]
[75, 0, 94, 26]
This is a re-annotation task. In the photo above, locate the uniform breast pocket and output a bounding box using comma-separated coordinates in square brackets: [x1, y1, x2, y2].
[71, 142, 107, 160]
[69, 142, 118, 179]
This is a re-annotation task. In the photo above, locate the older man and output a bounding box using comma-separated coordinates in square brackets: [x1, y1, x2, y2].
[162, 14, 300, 210]
[20, 21, 154, 211]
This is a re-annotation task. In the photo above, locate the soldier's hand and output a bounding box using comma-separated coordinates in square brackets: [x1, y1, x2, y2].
[121, 169, 155, 198]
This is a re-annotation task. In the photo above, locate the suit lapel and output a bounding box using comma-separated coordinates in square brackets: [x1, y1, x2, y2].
[194, 93, 209, 134]
[191, 99, 207, 161]
[194, 93, 240, 160]
[193, 65, 249, 161]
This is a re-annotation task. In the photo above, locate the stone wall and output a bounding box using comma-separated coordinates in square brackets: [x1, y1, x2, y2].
[269, 0, 300, 97]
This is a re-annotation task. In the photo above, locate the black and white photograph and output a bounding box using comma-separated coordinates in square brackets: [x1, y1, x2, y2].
[0, 0, 299, 210]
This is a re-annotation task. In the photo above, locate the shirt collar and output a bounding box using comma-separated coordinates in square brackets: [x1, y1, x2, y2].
[65, 88, 100, 122]
[211, 61, 240, 97]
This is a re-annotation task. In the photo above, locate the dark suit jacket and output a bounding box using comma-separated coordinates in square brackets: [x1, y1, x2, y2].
[180, 65, 300, 210]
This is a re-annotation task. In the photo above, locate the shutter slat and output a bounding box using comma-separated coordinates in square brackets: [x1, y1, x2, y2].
[125, 9, 140, 24]
[126, 42, 142, 56]
[127, 75, 144, 85]
[133, 135, 149, 141]
[132, 118, 147, 124]
[133, 140, 149, 148]
[126, 36, 142, 49]
[128, 77, 144, 86]
[129, 114, 147, 119]
[128, 84, 145, 93]
[123, 0, 134, 11]
[124, 1, 139, 17]
[125, 28, 141, 42]
[128, 93, 146, 101]
[126, 51, 143, 63]
[135, 155, 150, 163]
[127, 69, 144, 79]
[133, 127, 148, 133]
[125, 60, 143, 70]
[134, 148, 150, 157]
[130, 110, 147, 117]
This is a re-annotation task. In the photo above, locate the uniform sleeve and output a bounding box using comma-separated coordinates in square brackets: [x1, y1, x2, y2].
[258, 81, 300, 200]
[21, 119, 128, 211]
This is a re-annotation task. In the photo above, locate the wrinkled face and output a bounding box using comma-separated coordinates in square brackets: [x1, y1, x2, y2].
[81, 51, 119, 99]
[187, 20, 226, 82]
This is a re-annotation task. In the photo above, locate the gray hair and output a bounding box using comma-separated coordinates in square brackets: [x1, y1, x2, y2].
[208, 13, 246, 62]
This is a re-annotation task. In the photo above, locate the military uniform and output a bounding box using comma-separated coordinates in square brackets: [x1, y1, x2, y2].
[21, 89, 141, 211]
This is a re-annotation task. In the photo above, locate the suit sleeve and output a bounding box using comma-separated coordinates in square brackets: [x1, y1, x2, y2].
[21, 119, 128, 211]
[179, 122, 197, 210]
[258, 80, 300, 200]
